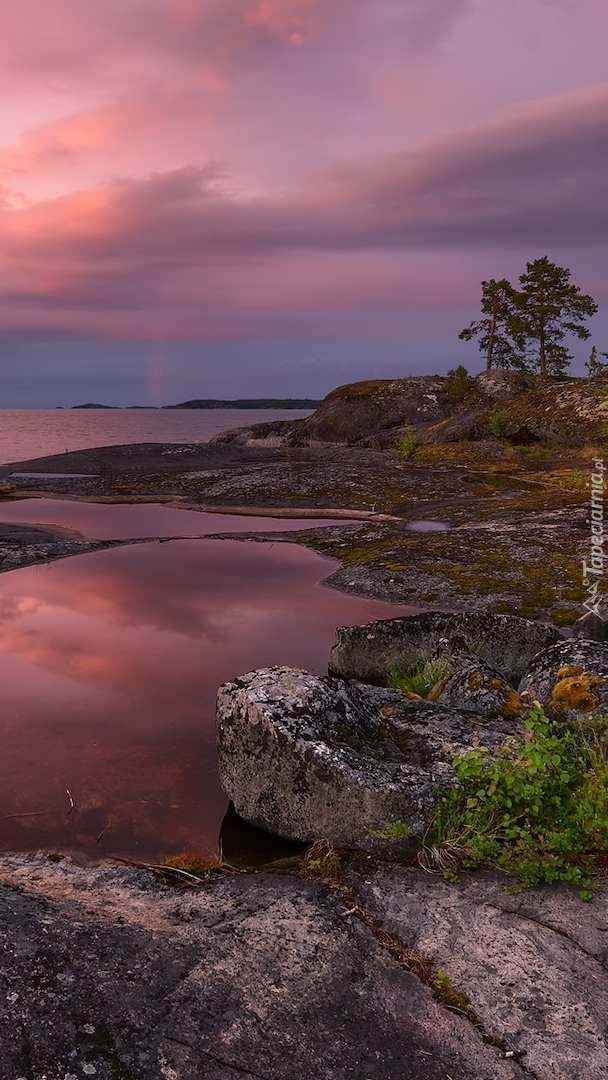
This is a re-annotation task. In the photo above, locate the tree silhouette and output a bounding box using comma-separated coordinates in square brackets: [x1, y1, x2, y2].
[516, 257, 597, 379]
[459, 259, 598, 378]
[459, 278, 522, 370]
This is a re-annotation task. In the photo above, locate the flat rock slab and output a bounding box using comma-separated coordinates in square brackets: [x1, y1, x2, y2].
[347, 863, 608, 1080]
[216, 666, 522, 851]
[0, 854, 526, 1080]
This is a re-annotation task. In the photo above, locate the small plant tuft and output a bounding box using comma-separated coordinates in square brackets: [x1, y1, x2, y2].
[445, 365, 474, 401]
[300, 839, 344, 881]
[388, 655, 453, 699]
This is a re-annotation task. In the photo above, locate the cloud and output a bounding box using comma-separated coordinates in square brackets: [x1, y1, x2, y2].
[0, 10, 604, 340]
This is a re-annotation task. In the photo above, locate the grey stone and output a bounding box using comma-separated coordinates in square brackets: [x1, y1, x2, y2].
[216, 665, 522, 853]
[572, 610, 608, 642]
[328, 611, 563, 687]
[518, 638, 608, 720]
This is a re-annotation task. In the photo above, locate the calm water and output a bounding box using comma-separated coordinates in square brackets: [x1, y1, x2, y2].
[0, 539, 413, 861]
[0, 408, 408, 862]
[0, 497, 355, 539]
[0, 408, 311, 465]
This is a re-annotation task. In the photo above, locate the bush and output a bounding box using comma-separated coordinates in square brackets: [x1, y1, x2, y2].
[395, 426, 417, 459]
[445, 365, 473, 401]
[489, 408, 510, 437]
[423, 701, 608, 897]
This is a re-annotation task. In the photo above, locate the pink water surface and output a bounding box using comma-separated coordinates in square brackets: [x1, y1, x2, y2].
[0, 539, 414, 861]
[0, 497, 351, 539]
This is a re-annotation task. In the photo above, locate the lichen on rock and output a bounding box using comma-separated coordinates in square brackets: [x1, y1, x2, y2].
[519, 639, 608, 720]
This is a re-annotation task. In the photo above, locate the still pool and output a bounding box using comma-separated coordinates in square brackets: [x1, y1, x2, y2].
[0, 530, 414, 862]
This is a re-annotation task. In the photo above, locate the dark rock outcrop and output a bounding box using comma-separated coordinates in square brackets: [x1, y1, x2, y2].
[216, 665, 522, 853]
[300, 376, 450, 445]
[207, 372, 608, 450]
[0, 854, 534, 1080]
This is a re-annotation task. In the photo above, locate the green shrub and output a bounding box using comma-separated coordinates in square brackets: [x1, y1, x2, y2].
[489, 408, 510, 437]
[423, 701, 608, 897]
[445, 365, 473, 401]
[395, 426, 417, 459]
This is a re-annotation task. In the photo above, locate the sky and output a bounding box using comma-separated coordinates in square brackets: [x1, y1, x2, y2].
[0, 0, 606, 406]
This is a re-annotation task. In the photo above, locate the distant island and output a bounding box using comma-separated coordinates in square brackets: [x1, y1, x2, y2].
[163, 398, 322, 410]
[70, 399, 320, 410]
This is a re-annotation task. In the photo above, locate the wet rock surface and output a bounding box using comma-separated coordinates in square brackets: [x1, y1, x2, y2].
[216, 665, 523, 852]
[0, 411, 592, 624]
[0, 518, 122, 571]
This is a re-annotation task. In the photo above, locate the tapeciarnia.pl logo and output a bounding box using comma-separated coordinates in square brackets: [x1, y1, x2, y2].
[582, 458, 606, 617]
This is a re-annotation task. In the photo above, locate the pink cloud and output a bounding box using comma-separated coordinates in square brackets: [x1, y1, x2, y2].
[0, 1, 605, 347]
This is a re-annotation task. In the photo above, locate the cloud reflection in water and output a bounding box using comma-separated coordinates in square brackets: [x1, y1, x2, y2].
[0, 539, 414, 860]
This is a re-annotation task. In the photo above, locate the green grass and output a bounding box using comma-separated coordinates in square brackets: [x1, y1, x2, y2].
[489, 408, 511, 438]
[388, 655, 453, 698]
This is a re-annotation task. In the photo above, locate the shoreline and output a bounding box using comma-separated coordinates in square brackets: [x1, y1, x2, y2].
[0, 437, 590, 621]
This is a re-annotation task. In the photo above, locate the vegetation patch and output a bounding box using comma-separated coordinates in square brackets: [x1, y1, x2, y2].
[420, 700, 608, 897]
[550, 666, 605, 714]
[444, 365, 474, 401]
[155, 852, 236, 885]
[387, 655, 453, 699]
[489, 408, 511, 438]
[395, 426, 417, 459]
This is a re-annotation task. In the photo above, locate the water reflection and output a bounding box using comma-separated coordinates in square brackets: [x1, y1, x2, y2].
[0, 540, 415, 861]
[0, 497, 349, 539]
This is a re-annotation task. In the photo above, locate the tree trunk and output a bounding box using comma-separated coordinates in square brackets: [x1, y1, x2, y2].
[539, 321, 547, 379]
[486, 307, 496, 370]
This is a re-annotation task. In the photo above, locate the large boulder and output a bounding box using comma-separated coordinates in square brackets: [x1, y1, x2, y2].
[519, 639, 608, 720]
[216, 665, 523, 853]
[328, 611, 563, 687]
[300, 377, 450, 445]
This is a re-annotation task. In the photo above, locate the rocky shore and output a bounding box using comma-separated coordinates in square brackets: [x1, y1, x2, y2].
[0, 373, 606, 1078]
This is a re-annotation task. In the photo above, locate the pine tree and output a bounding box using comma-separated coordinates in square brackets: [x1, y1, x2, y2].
[585, 345, 608, 380]
[458, 278, 522, 370]
[516, 257, 598, 379]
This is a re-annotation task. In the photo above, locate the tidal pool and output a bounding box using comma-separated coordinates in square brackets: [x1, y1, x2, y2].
[0, 538, 414, 862]
[0, 496, 352, 539]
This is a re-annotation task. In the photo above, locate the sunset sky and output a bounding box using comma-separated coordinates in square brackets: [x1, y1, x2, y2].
[0, 0, 607, 406]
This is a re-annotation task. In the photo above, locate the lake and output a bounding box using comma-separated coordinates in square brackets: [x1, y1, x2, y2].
[0, 534, 413, 862]
[0, 407, 312, 465]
